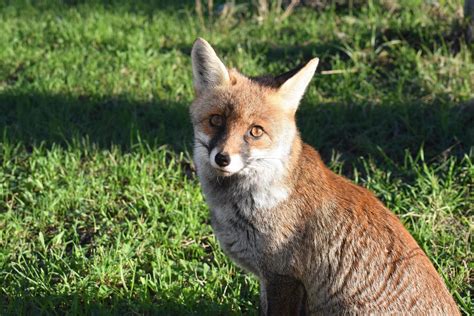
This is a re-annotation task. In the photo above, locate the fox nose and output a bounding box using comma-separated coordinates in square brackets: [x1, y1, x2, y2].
[215, 152, 230, 167]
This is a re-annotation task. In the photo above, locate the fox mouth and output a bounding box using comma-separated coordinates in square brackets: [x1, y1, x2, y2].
[213, 164, 246, 177]
[215, 168, 233, 176]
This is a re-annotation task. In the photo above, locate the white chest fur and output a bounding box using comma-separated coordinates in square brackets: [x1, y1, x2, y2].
[200, 173, 290, 276]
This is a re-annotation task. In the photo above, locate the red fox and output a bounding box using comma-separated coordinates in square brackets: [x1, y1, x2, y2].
[190, 38, 459, 315]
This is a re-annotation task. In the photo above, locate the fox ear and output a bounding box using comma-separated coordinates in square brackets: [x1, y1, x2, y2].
[276, 58, 319, 112]
[191, 38, 230, 95]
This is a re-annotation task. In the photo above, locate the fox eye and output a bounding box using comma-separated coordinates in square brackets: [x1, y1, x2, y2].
[250, 126, 264, 138]
[209, 115, 224, 127]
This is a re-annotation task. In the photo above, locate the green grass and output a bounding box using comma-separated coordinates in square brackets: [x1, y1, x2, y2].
[0, 0, 472, 314]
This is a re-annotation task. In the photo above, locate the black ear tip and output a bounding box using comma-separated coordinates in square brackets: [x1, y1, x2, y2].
[273, 63, 306, 87]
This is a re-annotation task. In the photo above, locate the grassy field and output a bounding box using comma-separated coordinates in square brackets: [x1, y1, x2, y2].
[0, 0, 472, 314]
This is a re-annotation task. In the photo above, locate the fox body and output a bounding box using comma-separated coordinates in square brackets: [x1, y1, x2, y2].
[190, 38, 459, 315]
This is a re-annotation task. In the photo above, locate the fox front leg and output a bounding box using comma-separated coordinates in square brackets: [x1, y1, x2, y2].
[260, 276, 308, 316]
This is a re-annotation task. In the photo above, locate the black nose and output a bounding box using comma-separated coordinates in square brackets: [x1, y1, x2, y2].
[215, 152, 230, 167]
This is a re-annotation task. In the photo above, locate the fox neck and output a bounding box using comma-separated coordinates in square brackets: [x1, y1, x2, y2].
[199, 131, 304, 214]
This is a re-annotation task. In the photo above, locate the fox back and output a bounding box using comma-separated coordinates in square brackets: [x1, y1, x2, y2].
[190, 38, 459, 315]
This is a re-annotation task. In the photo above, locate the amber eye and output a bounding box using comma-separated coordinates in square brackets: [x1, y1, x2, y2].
[250, 126, 264, 138]
[209, 115, 224, 127]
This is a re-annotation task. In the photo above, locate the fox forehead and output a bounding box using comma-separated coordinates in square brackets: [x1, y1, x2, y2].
[190, 70, 291, 126]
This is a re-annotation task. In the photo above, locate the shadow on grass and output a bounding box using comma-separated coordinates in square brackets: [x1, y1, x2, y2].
[298, 98, 474, 163]
[0, 90, 472, 163]
[0, 92, 193, 152]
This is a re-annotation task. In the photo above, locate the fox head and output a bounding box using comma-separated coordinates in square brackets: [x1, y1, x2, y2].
[190, 38, 318, 180]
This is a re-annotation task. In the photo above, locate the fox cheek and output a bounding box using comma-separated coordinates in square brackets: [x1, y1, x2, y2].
[194, 131, 211, 145]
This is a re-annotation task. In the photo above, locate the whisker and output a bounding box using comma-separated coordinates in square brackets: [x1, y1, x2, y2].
[248, 156, 281, 160]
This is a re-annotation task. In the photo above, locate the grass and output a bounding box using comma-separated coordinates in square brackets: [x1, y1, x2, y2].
[0, 0, 472, 314]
